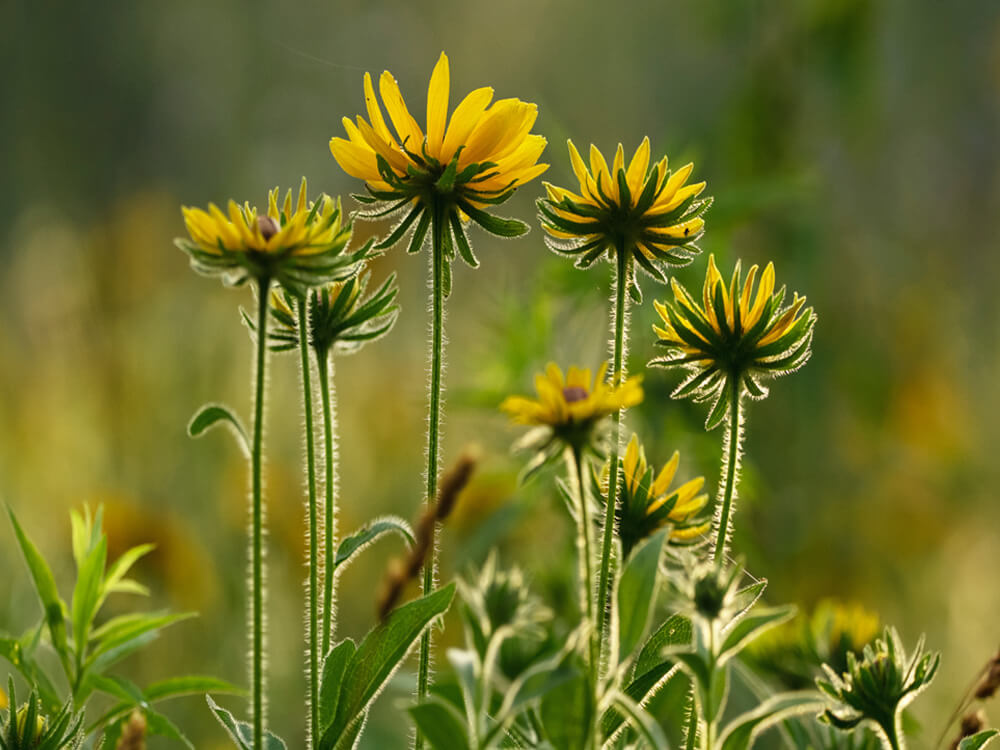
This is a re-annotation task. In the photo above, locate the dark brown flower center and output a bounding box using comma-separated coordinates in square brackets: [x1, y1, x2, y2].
[562, 386, 589, 403]
[257, 215, 280, 240]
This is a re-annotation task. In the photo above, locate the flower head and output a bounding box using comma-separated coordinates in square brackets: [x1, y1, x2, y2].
[177, 178, 369, 294]
[651, 254, 815, 429]
[538, 138, 711, 300]
[500, 363, 642, 477]
[330, 52, 548, 277]
[263, 270, 399, 357]
[605, 434, 710, 557]
[818, 627, 939, 744]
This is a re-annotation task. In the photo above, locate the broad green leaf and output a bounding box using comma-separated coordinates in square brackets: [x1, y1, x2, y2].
[7, 508, 69, 655]
[333, 516, 415, 572]
[72, 535, 107, 648]
[408, 700, 471, 750]
[324, 584, 455, 749]
[318, 639, 355, 734]
[188, 404, 250, 457]
[959, 731, 1000, 750]
[718, 692, 825, 750]
[718, 606, 795, 665]
[634, 614, 691, 679]
[539, 666, 593, 750]
[706, 663, 729, 723]
[617, 530, 667, 661]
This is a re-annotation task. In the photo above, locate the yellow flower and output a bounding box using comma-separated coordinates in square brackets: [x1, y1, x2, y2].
[538, 138, 711, 300]
[610, 434, 710, 557]
[330, 52, 548, 268]
[501, 363, 642, 475]
[651, 254, 815, 429]
[176, 178, 368, 294]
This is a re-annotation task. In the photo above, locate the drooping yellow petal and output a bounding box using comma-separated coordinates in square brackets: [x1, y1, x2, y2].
[426, 52, 450, 159]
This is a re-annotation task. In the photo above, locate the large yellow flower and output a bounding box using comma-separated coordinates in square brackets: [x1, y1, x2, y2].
[538, 138, 711, 300]
[177, 178, 369, 294]
[330, 52, 548, 265]
[651, 254, 815, 429]
[501, 363, 642, 476]
[609, 434, 710, 557]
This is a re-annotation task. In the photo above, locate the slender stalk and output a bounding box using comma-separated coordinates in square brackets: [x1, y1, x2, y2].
[297, 299, 320, 745]
[251, 276, 272, 749]
[317, 353, 338, 654]
[713, 377, 744, 564]
[567, 444, 599, 737]
[596, 248, 629, 668]
[415, 200, 447, 749]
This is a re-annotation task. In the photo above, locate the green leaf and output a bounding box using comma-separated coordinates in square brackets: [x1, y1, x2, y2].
[605, 690, 670, 750]
[408, 700, 471, 750]
[717, 606, 796, 665]
[101, 544, 155, 606]
[333, 516, 415, 572]
[144, 707, 196, 750]
[539, 665, 593, 750]
[72, 535, 107, 648]
[459, 200, 529, 237]
[88, 611, 195, 672]
[207, 696, 288, 750]
[318, 639, 355, 734]
[617, 529, 666, 661]
[88, 673, 146, 706]
[144, 675, 245, 702]
[188, 404, 250, 457]
[960, 731, 1000, 750]
[7, 508, 69, 656]
[718, 692, 825, 750]
[323, 584, 456, 749]
[634, 614, 692, 679]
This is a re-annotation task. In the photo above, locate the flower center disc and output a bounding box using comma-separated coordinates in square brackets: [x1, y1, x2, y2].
[562, 386, 589, 403]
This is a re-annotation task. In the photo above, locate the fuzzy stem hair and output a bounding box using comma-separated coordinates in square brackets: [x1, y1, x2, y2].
[713, 376, 745, 564]
[297, 299, 320, 745]
[318, 354, 340, 655]
[415, 200, 448, 750]
[250, 276, 272, 748]
[596, 248, 631, 673]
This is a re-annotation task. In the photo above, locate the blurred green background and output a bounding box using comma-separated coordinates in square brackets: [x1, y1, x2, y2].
[2, 0, 999, 746]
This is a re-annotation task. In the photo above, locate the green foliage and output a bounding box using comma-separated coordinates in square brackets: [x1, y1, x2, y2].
[2, 507, 241, 747]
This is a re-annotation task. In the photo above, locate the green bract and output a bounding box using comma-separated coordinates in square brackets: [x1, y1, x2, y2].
[818, 627, 941, 750]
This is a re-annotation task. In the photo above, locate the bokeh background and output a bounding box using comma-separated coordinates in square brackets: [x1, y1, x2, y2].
[2, 0, 999, 746]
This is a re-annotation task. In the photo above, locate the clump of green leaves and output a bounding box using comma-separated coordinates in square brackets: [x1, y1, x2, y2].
[2, 506, 240, 747]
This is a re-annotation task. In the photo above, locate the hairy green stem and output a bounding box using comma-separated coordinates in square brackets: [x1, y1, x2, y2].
[251, 276, 271, 749]
[596, 249, 629, 670]
[567, 445, 600, 743]
[415, 200, 447, 749]
[317, 353, 338, 654]
[684, 693, 698, 750]
[297, 300, 320, 744]
[713, 377, 744, 564]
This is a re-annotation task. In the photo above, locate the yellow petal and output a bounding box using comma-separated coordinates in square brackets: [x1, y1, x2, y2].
[364, 72, 398, 147]
[379, 70, 424, 151]
[426, 52, 450, 159]
[441, 86, 494, 164]
[651, 451, 680, 498]
[626, 137, 651, 200]
[461, 99, 523, 165]
[329, 137, 380, 182]
[589, 144, 611, 199]
[745, 262, 775, 330]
